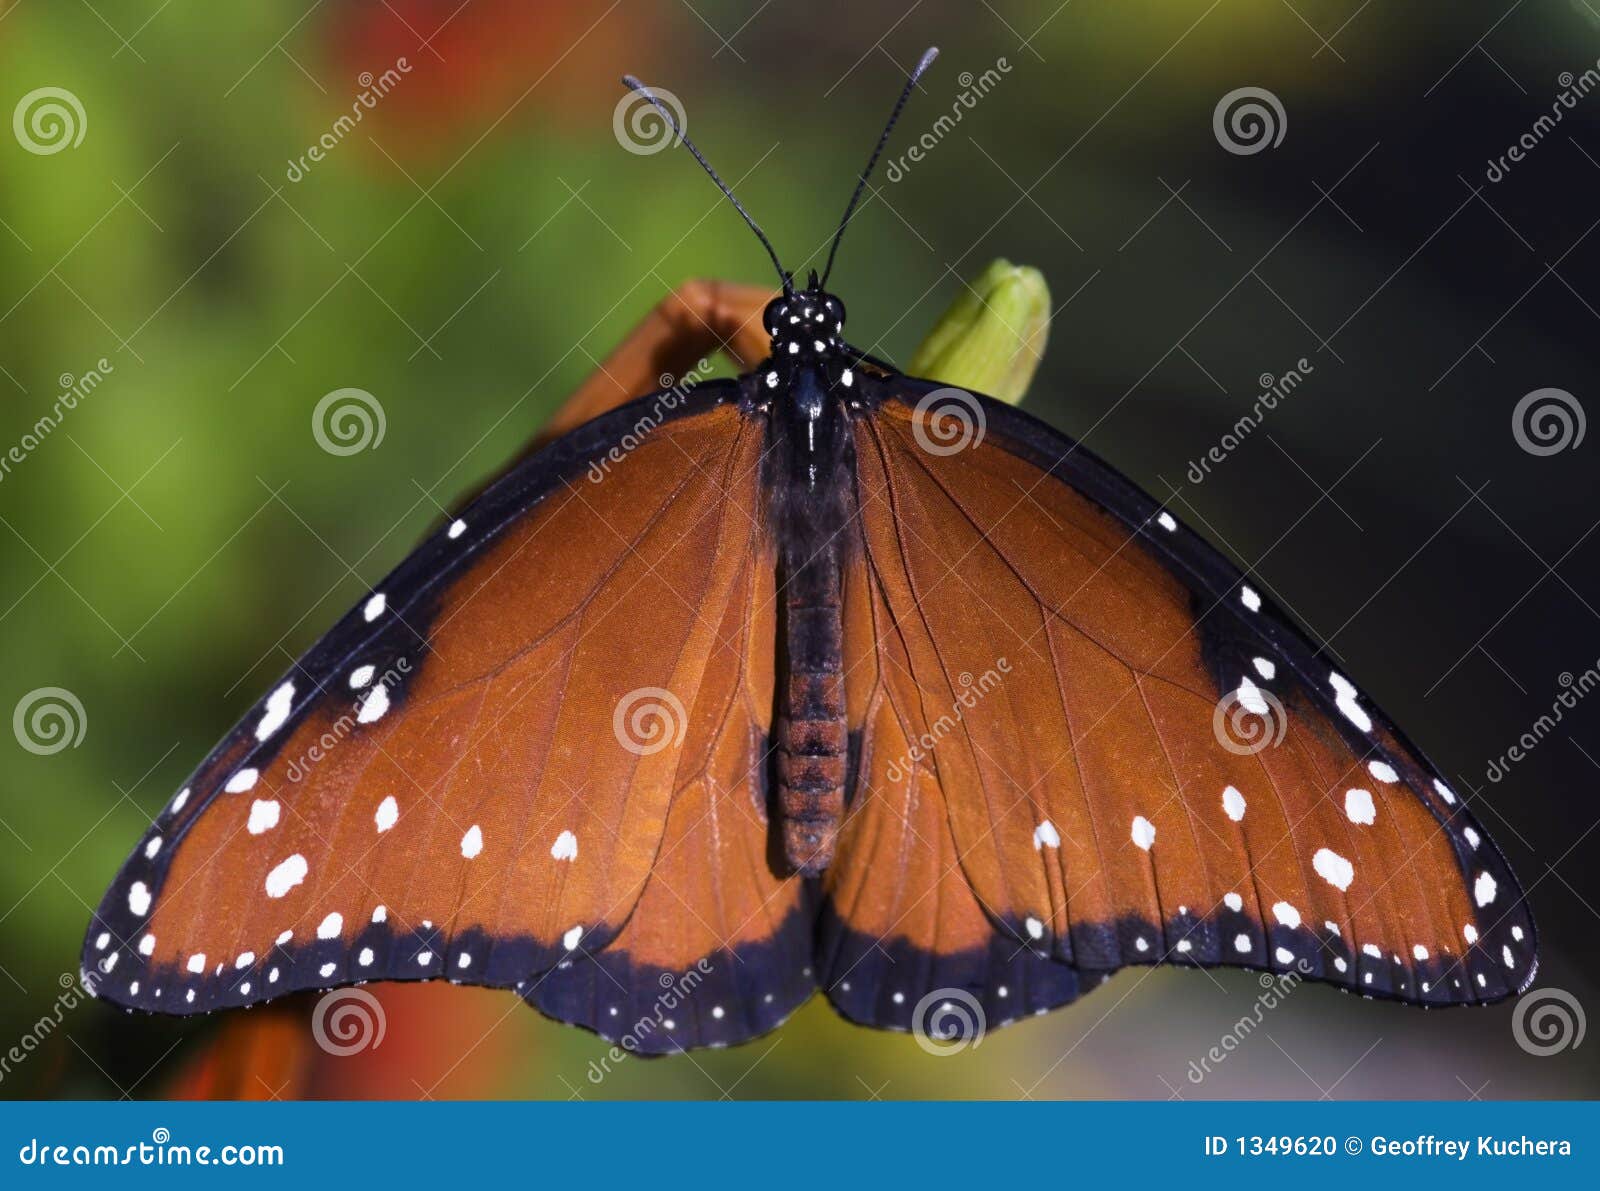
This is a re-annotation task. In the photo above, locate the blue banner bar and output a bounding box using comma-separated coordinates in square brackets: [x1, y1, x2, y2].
[2, 1101, 1594, 1185]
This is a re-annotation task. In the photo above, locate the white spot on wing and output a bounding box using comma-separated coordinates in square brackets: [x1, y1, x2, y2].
[1224, 892, 1243, 912]
[317, 912, 343, 939]
[448, 519, 467, 540]
[1313, 847, 1354, 891]
[1368, 760, 1399, 784]
[1240, 585, 1261, 612]
[1329, 672, 1372, 732]
[1032, 820, 1061, 849]
[1272, 902, 1301, 929]
[356, 684, 390, 724]
[1156, 512, 1177, 532]
[363, 593, 386, 622]
[1474, 871, 1497, 907]
[562, 924, 583, 951]
[255, 682, 295, 741]
[1131, 815, 1156, 850]
[247, 799, 280, 835]
[1222, 785, 1247, 822]
[349, 665, 375, 689]
[224, 768, 259, 794]
[461, 824, 483, 858]
[264, 853, 308, 898]
[551, 830, 578, 861]
[1344, 788, 1376, 825]
[374, 795, 398, 833]
[128, 881, 151, 917]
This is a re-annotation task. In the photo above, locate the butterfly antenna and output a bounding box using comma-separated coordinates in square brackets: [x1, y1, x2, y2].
[621, 75, 793, 295]
[819, 46, 939, 287]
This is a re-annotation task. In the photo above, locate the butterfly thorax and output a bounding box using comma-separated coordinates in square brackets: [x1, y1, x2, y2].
[762, 288, 857, 876]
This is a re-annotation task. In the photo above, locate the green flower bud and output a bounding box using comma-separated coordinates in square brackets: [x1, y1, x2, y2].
[907, 259, 1050, 405]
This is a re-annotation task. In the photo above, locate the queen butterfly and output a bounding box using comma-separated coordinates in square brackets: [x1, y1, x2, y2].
[83, 47, 1535, 1054]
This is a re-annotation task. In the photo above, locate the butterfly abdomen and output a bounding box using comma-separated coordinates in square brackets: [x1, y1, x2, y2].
[777, 548, 847, 875]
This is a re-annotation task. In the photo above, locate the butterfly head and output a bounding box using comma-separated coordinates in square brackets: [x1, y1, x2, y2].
[763, 281, 846, 364]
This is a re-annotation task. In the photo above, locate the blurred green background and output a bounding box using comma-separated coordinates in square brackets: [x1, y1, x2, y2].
[2, 1, 1597, 1099]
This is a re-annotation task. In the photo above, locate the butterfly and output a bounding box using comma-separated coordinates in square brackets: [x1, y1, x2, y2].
[83, 48, 1536, 1054]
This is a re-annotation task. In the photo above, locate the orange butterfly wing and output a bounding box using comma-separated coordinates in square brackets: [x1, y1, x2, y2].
[819, 380, 1534, 1025]
[84, 387, 806, 1051]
